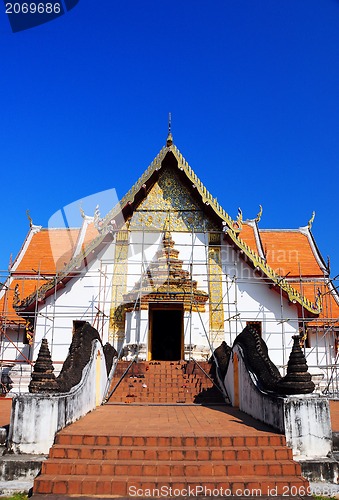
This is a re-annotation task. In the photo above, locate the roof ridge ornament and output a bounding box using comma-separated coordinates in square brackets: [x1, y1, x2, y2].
[234, 207, 243, 231]
[26, 209, 42, 234]
[166, 112, 173, 147]
[26, 209, 33, 228]
[94, 205, 103, 232]
[255, 205, 263, 223]
[79, 203, 86, 219]
[308, 211, 315, 230]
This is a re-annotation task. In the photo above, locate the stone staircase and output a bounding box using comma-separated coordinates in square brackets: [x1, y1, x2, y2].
[32, 360, 310, 497]
[107, 360, 225, 404]
[34, 431, 307, 496]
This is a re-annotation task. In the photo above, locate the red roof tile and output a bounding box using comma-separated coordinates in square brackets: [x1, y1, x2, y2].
[15, 228, 80, 275]
[260, 231, 324, 277]
[239, 224, 260, 255]
[0, 227, 80, 324]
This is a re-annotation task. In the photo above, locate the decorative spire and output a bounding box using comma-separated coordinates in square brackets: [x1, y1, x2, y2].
[308, 211, 315, 229]
[163, 213, 171, 242]
[166, 112, 173, 146]
[29, 338, 58, 393]
[276, 335, 315, 394]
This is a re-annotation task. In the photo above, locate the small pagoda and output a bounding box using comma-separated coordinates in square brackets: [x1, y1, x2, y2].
[124, 230, 208, 313]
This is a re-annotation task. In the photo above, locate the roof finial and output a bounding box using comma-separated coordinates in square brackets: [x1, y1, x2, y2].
[166, 112, 173, 146]
[79, 202, 85, 219]
[26, 209, 33, 228]
[255, 205, 263, 223]
[308, 211, 315, 229]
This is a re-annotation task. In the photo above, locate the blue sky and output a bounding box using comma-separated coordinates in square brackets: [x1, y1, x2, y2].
[0, 0, 338, 282]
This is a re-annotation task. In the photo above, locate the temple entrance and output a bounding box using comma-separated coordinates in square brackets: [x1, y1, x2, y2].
[149, 305, 183, 361]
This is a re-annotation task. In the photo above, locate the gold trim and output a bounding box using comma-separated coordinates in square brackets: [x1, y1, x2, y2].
[208, 245, 225, 345]
[109, 229, 129, 342]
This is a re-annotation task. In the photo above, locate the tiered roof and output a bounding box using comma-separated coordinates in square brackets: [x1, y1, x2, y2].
[0, 223, 97, 326]
[239, 221, 339, 325]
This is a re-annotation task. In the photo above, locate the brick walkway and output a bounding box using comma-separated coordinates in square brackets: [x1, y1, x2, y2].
[58, 403, 276, 438]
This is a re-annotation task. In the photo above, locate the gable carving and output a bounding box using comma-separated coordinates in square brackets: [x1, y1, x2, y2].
[129, 167, 218, 232]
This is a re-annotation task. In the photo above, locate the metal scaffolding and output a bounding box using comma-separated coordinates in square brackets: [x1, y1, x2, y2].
[1, 229, 339, 396]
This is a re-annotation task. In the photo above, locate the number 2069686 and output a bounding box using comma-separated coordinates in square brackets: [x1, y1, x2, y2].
[6, 3, 62, 14]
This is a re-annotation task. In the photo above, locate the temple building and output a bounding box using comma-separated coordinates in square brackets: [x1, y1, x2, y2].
[1, 133, 339, 393]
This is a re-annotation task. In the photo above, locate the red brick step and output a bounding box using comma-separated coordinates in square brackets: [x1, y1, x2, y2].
[49, 444, 293, 461]
[34, 474, 309, 497]
[107, 360, 225, 404]
[32, 364, 309, 497]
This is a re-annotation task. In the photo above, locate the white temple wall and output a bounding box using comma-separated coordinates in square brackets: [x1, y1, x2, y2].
[127, 232, 163, 290]
[220, 241, 299, 371]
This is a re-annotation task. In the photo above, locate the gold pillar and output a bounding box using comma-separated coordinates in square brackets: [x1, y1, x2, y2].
[109, 229, 129, 343]
[208, 233, 225, 346]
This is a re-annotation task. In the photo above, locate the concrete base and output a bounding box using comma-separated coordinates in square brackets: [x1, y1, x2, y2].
[0, 479, 33, 496]
[224, 344, 332, 459]
[300, 457, 339, 483]
[0, 454, 46, 481]
[7, 364, 32, 394]
[8, 340, 109, 455]
[333, 432, 339, 451]
[0, 427, 8, 458]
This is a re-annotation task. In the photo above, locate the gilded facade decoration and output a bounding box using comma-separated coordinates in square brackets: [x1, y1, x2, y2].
[129, 167, 218, 232]
[208, 235, 225, 345]
[109, 230, 129, 342]
[124, 231, 208, 313]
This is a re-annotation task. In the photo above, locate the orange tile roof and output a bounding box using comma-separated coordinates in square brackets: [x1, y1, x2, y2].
[239, 224, 260, 255]
[260, 230, 324, 277]
[14, 228, 80, 275]
[0, 227, 80, 325]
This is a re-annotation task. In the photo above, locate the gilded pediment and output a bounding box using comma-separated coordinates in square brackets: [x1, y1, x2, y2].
[129, 167, 218, 232]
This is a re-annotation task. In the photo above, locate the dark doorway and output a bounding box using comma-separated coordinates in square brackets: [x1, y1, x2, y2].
[151, 308, 183, 361]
